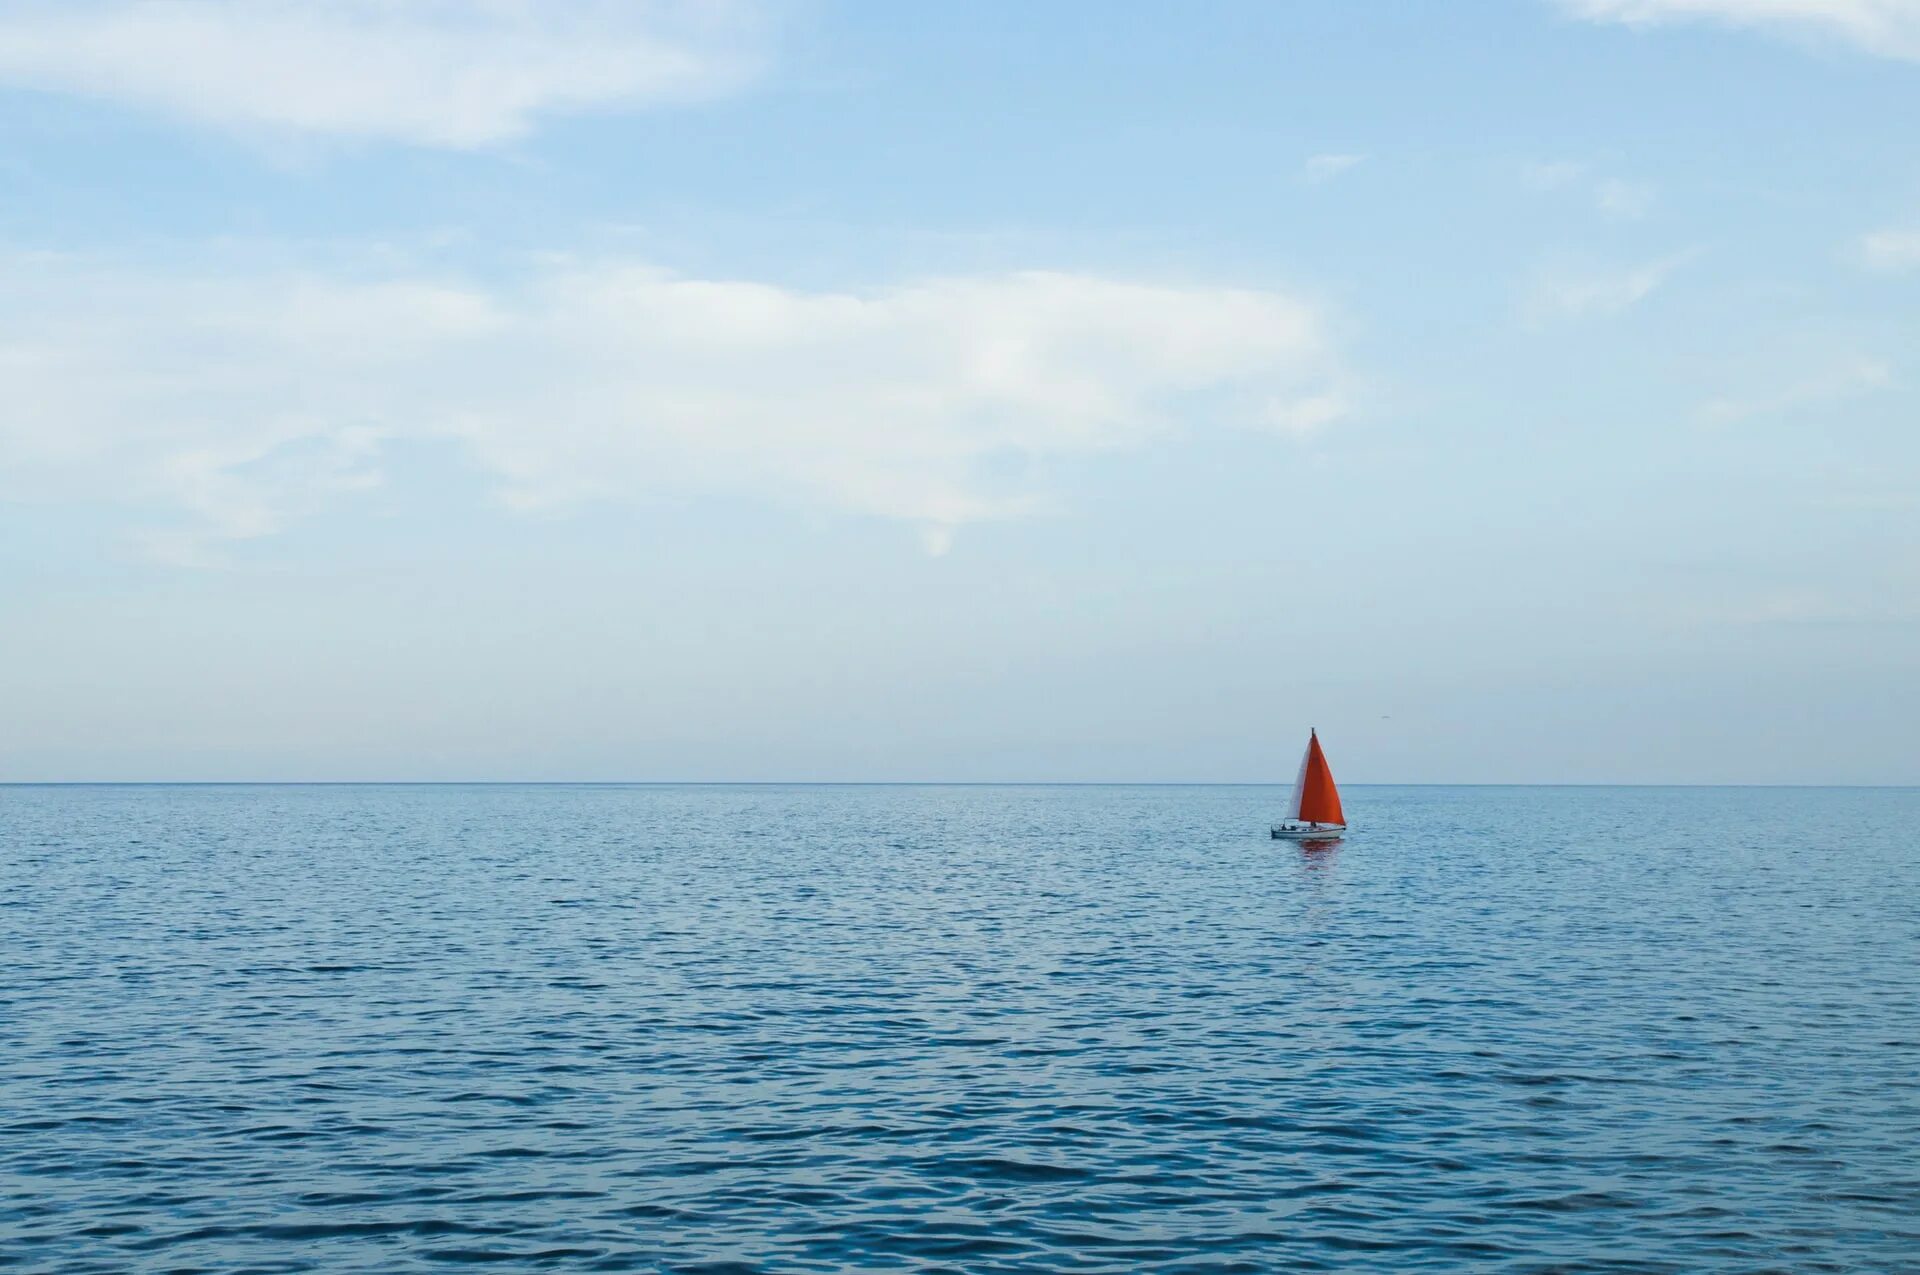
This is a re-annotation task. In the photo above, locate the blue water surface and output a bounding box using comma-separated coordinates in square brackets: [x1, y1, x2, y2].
[3, 784, 1917, 1272]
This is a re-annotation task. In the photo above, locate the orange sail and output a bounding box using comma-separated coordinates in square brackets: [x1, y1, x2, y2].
[1289, 729, 1346, 826]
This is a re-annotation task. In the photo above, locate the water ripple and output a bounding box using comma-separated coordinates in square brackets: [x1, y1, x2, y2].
[3, 783, 1917, 1271]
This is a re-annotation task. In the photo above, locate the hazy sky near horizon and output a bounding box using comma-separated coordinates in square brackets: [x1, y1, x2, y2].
[2, 0, 1917, 784]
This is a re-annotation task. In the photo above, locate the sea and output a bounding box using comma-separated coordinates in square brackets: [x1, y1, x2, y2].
[3, 783, 1916, 1273]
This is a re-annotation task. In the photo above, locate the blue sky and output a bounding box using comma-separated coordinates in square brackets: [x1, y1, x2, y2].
[1, 0, 1916, 783]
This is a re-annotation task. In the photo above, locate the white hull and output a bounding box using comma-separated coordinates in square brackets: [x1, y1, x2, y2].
[1271, 823, 1345, 840]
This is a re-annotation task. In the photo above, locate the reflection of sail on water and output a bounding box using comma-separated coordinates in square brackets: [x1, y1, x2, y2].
[1286, 729, 1345, 827]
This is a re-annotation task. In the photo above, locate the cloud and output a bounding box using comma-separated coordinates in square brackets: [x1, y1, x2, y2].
[1699, 354, 1894, 425]
[0, 251, 1351, 560]
[1524, 160, 1654, 219]
[1302, 153, 1366, 185]
[1525, 252, 1690, 323]
[1860, 226, 1920, 271]
[1561, 0, 1920, 63]
[1594, 178, 1655, 219]
[0, 0, 763, 147]
[1687, 588, 1919, 628]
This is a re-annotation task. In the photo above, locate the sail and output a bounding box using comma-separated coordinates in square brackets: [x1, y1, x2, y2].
[1288, 730, 1345, 826]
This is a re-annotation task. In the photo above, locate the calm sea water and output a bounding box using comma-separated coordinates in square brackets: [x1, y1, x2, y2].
[3, 784, 1916, 1272]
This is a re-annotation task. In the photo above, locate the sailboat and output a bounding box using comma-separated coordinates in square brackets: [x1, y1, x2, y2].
[1271, 728, 1346, 839]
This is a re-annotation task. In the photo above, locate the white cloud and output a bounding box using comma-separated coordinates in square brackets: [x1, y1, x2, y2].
[1524, 160, 1590, 190]
[1524, 161, 1654, 219]
[1302, 153, 1366, 185]
[0, 0, 762, 147]
[1860, 226, 1920, 271]
[1687, 588, 1918, 627]
[1595, 178, 1655, 219]
[0, 252, 1351, 560]
[1562, 0, 1920, 63]
[1525, 253, 1690, 322]
[1699, 353, 1894, 424]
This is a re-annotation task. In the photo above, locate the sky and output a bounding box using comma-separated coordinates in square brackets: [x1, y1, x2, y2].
[1, 0, 1916, 784]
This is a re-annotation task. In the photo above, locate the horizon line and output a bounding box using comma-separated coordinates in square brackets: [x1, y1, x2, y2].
[3, 780, 1916, 790]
